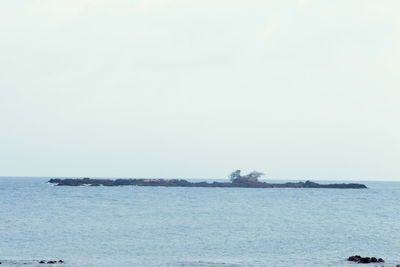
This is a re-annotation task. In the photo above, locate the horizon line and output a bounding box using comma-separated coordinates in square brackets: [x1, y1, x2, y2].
[0, 175, 399, 183]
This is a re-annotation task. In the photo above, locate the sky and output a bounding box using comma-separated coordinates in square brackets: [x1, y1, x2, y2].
[0, 0, 399, 181]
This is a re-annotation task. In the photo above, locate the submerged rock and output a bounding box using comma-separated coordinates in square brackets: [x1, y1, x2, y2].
[347, 255, 384, 264]
[38, 260, 64, 264]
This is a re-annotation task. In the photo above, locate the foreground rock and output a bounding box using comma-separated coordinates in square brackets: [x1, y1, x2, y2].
[48, 178, 367, 189]
[347, 255, 384, 264]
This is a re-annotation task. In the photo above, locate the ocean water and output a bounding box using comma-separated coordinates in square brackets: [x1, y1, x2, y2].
[1, 177, 399, 267]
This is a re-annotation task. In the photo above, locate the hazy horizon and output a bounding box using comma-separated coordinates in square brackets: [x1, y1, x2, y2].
[1, 0, 399, 181]
[2, 175, 400, 183]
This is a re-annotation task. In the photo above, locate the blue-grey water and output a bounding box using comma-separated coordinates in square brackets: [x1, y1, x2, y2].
[1, 177, 399, 267]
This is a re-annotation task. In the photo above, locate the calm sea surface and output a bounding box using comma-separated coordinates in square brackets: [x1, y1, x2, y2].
[1, 177, 399, 267]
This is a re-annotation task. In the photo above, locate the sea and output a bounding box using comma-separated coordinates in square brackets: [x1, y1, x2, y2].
[1, 177, 399, 267]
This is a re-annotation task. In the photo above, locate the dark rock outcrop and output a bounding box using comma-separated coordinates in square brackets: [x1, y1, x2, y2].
[272, 180, 368, 189]
[38, 260, 64, 264]
[347, 255, 384, 264]
[48, 178, 367, 189]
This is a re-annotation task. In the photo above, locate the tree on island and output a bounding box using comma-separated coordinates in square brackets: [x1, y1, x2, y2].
[229, 170, 265, 183]
[229, 170, 242, 181]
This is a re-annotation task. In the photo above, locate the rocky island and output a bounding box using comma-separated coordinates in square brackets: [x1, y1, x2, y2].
[48, 170, 367, 189]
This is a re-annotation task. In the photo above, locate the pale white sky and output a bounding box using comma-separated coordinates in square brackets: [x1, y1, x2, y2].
[0, 0, 399, 180]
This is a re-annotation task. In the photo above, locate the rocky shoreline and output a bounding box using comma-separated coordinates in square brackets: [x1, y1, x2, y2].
[48, 178, 367, 189]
